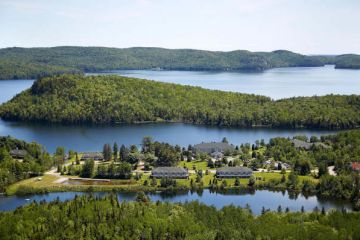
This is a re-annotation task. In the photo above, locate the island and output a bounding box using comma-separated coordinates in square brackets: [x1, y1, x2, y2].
[1, 74, 360, 129]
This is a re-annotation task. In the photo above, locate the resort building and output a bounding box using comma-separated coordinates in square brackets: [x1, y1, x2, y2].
[151, 167, 189, 179]
[10, 149, 28, 159]
[81, 152, 104, 161]
[194, 142, 234, 154]
[216, 166, 252, 178]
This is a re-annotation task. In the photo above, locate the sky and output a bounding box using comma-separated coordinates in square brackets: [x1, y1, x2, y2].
[0, 0, 359, 54]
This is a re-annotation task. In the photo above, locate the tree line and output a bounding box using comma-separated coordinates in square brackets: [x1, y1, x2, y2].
[0, 194, 359, 239]
[0, 46, 337, 80]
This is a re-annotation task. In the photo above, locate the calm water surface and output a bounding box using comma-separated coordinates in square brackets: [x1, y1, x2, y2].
[0, 190, 352, 214]
[91, 65, 360, 99]
[0, 79, 34, 104]
[0, 120, 335, 152]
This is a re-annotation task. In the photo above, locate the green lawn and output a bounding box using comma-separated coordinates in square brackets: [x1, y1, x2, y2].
[6, 175, 63, 195]
[177, 160, 209, 171]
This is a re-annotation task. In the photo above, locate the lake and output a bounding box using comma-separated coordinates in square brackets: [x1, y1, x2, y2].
[0, 119, 335, 152]
[0, 189, 352, 214]
[90, 65, 360, 99]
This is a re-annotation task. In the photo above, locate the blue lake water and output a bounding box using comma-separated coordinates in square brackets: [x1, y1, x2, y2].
[0, 190, 352, 214]
[0, 119, 335, 152]
[0, 79, 34, 104]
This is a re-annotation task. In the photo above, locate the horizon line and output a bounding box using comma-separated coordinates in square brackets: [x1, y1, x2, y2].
[0, 45, 357, 56]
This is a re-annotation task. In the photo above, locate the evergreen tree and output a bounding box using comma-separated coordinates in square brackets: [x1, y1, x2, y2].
[103, 143, 112, 161]
[75, 152, 80, 165]
[81, 159, 94, 178]
[120, 144, 129, 162]
[234, 177, 240, 186]
[113, 142, 118, 161]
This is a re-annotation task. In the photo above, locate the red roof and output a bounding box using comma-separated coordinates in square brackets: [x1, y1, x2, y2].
[351, 162, 360, 169]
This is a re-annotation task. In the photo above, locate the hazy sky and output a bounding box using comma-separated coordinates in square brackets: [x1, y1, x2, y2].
[0, 0, 359, 54]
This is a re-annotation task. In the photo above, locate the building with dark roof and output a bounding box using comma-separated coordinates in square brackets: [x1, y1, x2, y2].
[194, 142, 234, 154]
[81, 152, 104, 161]
[151, 167, 189, 179]
[10, 149, 28, 159]
[216, 166, 252, 178]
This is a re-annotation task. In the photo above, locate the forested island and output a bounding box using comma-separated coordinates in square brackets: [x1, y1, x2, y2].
[1, 46, 359, 80]
[0, 195, 359, 240]
[1, 74, 360, 129]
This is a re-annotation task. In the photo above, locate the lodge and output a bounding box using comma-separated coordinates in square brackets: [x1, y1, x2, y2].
[10, 149, 28, 159]
[81, 152, 104, 161]
[151, 167, 189, 179]
[194, 142, 234, 154]
[216, 166, 252, 178]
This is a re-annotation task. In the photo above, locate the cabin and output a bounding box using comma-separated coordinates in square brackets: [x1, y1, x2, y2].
[10, 149, 28, 159]
[194, 142, 234, 154]
[216, 166, 253, 178]
[81, 152, 104, 161]
[151, 167, 189, 179]
[351, 162, 360, 172]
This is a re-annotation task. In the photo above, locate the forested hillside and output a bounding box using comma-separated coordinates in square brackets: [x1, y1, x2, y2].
[0, 47, 331, 79]
[0, 195, 359, 239]
[335, 54, 360, 69]
[1, 74, 360, 129]
[0, 136, 52, 191]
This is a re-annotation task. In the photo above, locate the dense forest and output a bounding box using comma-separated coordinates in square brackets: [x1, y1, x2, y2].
[335, 54, 360, 69]
[1, 46, 359, 80]
[1, 74, 360, 129]
[0, 194, 359, 240]
[0, 136, 52, 192]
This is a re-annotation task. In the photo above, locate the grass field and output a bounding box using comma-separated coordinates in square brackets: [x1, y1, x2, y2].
[6, 175, 63, 195]
[177, 160, 210, 170]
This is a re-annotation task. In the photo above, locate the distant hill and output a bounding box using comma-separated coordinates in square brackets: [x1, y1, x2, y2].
[0, 46, 342, 80]
[335, 54, 360, 69]
[1, 74, 359, 129]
